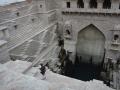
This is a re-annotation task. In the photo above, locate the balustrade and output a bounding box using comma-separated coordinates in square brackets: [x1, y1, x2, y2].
[63, 0, 120, 14]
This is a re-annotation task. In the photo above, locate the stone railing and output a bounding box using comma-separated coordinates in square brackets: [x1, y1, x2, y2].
[62, 8, 120, 15]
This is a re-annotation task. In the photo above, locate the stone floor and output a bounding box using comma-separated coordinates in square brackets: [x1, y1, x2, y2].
[0, 60, 115, 90]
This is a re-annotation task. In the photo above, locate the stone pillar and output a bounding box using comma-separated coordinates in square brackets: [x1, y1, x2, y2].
[111, 0, 119, 10]
[84, 0, 90, 9]
[72, 0, 77, 8]
[97, 0, 104, 9]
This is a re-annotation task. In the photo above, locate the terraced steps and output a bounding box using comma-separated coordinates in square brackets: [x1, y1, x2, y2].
[8, 22, 45, 49]
[8, 22, 56, 51]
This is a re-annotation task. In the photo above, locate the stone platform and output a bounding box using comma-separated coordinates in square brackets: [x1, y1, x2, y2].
[0, 60, 115, 90]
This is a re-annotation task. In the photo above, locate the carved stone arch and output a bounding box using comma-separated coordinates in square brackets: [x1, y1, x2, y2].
[77, 23, 106, 40]
[76, 24, 106, 65]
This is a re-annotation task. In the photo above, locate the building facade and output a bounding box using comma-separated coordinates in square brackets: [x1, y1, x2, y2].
[0, 0, 120, 65]
[60, 0, 120, 65]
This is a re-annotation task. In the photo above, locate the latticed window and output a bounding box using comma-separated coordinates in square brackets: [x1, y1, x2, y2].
[89, 0, 97, 8]
[77, 0, 84, 8]
[66, 2, 70, 8]
[103, 0, 111, 9]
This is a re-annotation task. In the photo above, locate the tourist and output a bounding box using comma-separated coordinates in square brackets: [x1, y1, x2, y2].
[40, 64, 46, 80]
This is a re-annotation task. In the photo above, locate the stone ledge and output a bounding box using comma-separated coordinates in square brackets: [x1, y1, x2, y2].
[0, 40, 7, 47]
[62, 8, 120, 15]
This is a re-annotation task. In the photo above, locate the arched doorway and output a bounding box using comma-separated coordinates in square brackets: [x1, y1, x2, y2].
[68, 24, 106, 81]
[63, 24, 106, 81]
[76, 24, 105, 65]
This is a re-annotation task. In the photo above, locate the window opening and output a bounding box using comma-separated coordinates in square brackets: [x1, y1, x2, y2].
[114, 34, 119, 41]
[77, 0, 84, 8]
[67, 2, 71, 8]
[14, 25, 18, 29]
[103, 0, 111, 9]
[40, 5, 42, 8]
[16, 12, 20, 16]
[66, 30, 71, 35]
[89, 0, 97, 8]
[31, 18, 35, 22]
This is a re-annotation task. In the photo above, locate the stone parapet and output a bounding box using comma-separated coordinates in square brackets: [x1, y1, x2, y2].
[62, 8, 120, 15]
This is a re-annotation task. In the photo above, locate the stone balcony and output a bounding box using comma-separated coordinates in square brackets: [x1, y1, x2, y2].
[111, 42, 120, 46]
[109, 44, 120, 51]
[62, 8, 120, 15]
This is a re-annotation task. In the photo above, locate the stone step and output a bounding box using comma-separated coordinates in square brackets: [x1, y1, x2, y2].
[22, 42, 58, 74]
[9, 23, 43, 42]
[8, 23, 45, 49]
[20, 41, 31, 55]
[10, 22, 40, 38]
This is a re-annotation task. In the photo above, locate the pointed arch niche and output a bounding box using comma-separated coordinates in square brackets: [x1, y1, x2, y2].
[76, 24, 105, 65]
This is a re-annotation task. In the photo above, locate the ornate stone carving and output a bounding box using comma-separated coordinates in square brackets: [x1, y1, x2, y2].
[64, 21, 72, 40]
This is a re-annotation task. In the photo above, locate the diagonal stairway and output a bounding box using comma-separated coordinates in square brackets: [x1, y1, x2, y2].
[8, 22, 56, 50]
